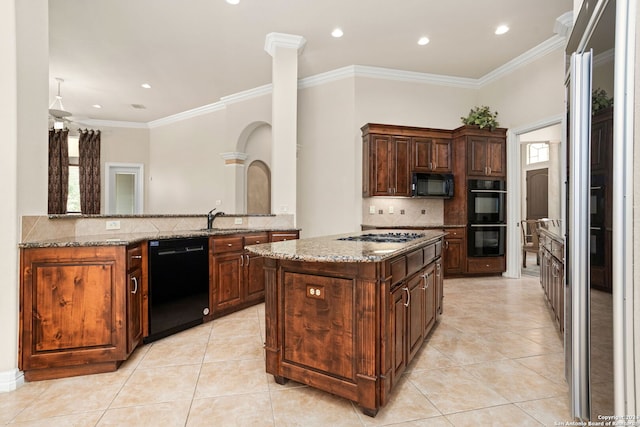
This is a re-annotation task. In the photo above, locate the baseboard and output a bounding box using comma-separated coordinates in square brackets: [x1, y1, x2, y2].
[0, 368, 24, 393]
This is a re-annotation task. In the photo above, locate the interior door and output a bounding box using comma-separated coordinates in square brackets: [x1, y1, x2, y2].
[526, 168, 549, 219]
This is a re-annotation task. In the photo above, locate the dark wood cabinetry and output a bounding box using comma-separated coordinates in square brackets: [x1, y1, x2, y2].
[264, 237, 443, 416]
[413, 137, 452, 173]
[467, 136, 506, 177]
[362, 124, 452, 197]
[126, 243, 145, 354]
[20, 246, 129, 381]
[442, 227, 465, 276]
[211, 230, 300, 317]
[539, 230, 564, 333]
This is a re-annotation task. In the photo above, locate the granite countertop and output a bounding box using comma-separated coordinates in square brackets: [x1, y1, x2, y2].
[245, 229, 446, 263]
[361, 224, 467, 229]
[19, 227, 299, 249]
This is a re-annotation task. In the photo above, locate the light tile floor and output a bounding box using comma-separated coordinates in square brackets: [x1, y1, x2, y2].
[1, 275, 571, 426]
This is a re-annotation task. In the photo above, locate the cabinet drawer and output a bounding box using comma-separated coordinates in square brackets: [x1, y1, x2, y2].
[127, 245, 143, 271]
[467, 257, 505, 274]
[212, 236, 244, 254]
[245, 233, 269, 246]
[444, 228, 465, 238]
[406, 249, 424, 276]
[390, 256, 406, 286]
[270, 231, 299, 242]
[423, 244, 436, 265]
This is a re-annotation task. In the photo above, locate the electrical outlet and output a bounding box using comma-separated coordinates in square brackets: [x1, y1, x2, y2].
[216, 200, 222, 206]
[369, 205, 376, 214]
[388, 206, 394, 214]
[106, 220, 120, 230]
[234, 218, 243, 225]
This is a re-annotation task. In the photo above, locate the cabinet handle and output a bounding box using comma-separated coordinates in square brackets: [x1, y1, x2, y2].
[436, 263, 441, 277]
[421, 272, 430, 290]
[403, 286, 410, 308]
[240, 254, 244, 266]
[246, 254, 250, 266]
[131, 255, 142, 259]
[131, 276, 138, 294]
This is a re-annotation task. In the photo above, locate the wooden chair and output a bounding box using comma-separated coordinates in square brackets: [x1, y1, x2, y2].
[521, 220, 540, 268]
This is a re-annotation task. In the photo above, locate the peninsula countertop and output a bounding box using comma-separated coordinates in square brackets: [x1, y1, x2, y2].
[244, 229, 446, 263]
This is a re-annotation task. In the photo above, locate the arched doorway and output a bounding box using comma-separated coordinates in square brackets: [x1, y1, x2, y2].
[246, 160, 271, 214]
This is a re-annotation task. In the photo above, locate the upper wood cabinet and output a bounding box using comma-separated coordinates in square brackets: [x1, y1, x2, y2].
[467, 136, 506, 177]
[362, 124, 452, 197]
[413, 137, 452, 173]
[591, 107, 612, 173]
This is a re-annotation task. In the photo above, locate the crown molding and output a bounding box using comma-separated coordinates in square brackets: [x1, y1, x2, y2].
[477, 35, 567, 87]
[594, 48, 614, 67]
[146, 35, 567, 127]
[148, 101, 226, 128]
[73, 118, 150, 129]
[554, 11, 574, 38]
[264, 33, 307, 57]
[220, 84, 272, 105]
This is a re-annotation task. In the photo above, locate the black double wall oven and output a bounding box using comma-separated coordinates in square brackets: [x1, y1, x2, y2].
[467, 179, 506, 257]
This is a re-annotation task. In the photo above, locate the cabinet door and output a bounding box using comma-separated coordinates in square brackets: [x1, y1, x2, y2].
[20, 246, 127, 376]
[391, 136, 411, 196]
[432, 139, 452, 172]
[485, 138, 506, 177]
[369, 134, 393, 196]
[412, 137, 433, 172]
[443, 237, 464, 276]
[127, 267, 143, 354]
[422, 265, 436, 338]
[467, 136, 488, 176]
[245, 252, 265, 303]
[212, 252, 243, 312]
[591, 118, 610, 172]
[435, 261, 443, 318]
[390, 285, 407, 385]
[407, 273, 424, 362]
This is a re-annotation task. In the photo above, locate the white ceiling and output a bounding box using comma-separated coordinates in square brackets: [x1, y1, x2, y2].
[48, 0, 572, 124]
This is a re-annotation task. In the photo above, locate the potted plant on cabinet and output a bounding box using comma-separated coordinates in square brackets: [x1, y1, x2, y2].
[460, 105, 500, 130]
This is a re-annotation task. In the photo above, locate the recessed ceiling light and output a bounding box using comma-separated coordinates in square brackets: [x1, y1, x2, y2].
[418, 36, 430, 46]
[495, 25, 509, 35]
[226, 0, 240, 4]
[92, 104, 102, 109]
[141, 83, 151, 89]
[331, 28, 344, 38]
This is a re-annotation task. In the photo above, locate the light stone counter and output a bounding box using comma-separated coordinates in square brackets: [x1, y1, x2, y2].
[245, 229, 446, 263]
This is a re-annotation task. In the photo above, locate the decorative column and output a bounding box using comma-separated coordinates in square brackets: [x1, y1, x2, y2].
[220, 152, 249, 213]
[264, 33, 306, 224]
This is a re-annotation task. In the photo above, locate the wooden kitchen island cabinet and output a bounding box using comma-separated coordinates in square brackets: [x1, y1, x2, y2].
[19, 245, 132, 381]
[249, 230, 445, 416]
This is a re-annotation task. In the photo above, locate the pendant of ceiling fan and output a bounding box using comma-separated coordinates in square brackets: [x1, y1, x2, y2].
[49, 77, 72, 119]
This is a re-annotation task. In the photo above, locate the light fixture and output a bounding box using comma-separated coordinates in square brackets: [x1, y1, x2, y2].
[226, 0, 240, 4]
[331, 28, 344, 38]
[418, 36, 430, 46]
[495, 25, 509, 35]
[48, 77, 72, 119]
[92, 104, 102, 109]
[141, 83, 152, 89]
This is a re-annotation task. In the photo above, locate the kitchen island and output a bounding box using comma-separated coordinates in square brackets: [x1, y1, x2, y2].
[245, 230, 446, 416]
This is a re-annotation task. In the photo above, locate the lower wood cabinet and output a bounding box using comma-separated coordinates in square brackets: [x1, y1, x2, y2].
[443, 227, 465, 276]
[539, 231, 564, 333]
[126, 243, 145, 354]
[20, 246, 131, 381]
[210, 230, 299, 317]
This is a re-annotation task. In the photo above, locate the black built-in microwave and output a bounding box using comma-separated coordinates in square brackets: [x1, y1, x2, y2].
[411, 173, 454, 198]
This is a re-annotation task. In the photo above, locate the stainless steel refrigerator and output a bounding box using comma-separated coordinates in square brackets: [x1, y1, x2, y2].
[565, 0, 635, 420]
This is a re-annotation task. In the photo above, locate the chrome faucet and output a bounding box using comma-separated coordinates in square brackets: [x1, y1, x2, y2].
[207, 208, 225, 229]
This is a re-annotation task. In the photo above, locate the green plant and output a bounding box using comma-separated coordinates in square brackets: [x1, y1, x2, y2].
[460, 105, 500, 130]
[592, 88, 613, 114]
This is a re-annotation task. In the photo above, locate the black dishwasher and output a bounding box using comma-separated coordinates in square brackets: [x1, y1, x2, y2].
[146, 237, 210, 343]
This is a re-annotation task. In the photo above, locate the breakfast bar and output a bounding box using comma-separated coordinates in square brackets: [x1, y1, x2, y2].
[245, 230, 446, 416]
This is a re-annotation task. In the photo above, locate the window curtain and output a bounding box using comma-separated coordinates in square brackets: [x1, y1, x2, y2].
[79, 129, 101, 214]
[48, 128, 69, 214]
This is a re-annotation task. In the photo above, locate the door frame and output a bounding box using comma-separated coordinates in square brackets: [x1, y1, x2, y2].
[505, 114, 565, 279]
[104, 162, 144, 214]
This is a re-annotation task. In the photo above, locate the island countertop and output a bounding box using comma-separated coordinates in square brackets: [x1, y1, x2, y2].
[244, 229, 446, 263]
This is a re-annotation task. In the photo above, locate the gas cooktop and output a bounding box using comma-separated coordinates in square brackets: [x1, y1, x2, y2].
[337, 232, 425, 243]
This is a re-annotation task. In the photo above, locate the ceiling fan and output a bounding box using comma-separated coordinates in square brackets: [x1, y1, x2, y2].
[48, 77, 78, 129]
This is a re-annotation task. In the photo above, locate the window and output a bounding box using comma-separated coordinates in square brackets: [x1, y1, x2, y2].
[67, 136, 81, 213]
[527, 142, 549, 165]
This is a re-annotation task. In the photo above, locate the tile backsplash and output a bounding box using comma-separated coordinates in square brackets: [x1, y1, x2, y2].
[362, 198, 444, 227]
